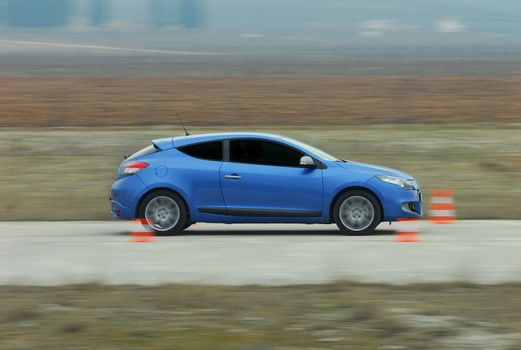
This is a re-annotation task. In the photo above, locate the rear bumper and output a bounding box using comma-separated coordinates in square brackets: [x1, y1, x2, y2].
[110, 174, 148, 220]
[110, 199, 134, 220]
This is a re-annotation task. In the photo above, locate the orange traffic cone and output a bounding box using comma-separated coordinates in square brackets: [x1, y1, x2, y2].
[129, 218, 155, 243]
[394, 217, 420, 242]
[429, 189, 457, 224]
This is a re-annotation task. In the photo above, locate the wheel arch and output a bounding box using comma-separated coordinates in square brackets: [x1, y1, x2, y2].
[135, 187, 190, 219]
[329, 186, 384, 223]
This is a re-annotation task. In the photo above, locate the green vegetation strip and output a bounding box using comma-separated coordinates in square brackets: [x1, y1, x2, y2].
[1, 283, 521, 349]
[1, 124, 520, 220]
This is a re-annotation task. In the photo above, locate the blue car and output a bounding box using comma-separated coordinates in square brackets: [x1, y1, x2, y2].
[111, 132, 422, 235]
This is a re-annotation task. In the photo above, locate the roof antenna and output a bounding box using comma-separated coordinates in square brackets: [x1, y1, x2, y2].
[176, 113, 190, 136]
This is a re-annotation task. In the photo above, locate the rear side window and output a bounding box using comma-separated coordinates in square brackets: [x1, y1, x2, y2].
[127, 144, 158, 160]
[178, 141, 223, 161]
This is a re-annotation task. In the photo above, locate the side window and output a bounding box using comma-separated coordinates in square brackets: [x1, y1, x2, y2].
[230, 139, 304, 167]
[178, 141, 223, 161]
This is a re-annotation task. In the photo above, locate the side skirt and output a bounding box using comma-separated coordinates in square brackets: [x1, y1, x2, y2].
[198, 208, 322, 217]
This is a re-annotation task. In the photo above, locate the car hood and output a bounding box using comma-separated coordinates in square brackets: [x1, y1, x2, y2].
[338, 161, 414, 180]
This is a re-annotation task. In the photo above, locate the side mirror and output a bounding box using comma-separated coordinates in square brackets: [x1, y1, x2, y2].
[299, 155, 316, 168]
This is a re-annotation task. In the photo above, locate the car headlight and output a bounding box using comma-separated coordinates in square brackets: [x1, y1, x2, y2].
[376, 175, 414, 190]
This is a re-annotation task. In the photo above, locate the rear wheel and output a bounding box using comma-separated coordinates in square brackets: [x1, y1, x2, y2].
[138, 190, 188, 236]
[333, 190, 381, 235]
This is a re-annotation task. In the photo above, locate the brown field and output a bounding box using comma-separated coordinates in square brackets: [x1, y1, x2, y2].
[1, 75, 520, 127]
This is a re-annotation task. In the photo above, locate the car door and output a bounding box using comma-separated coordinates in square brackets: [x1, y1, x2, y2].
[219, 138, 323, 216]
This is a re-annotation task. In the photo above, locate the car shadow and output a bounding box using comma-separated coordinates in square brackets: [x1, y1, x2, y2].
[115, 229, 396, 236]
[181, 229, 395, 236]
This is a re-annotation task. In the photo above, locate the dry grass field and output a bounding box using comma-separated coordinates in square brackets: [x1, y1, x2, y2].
[2, 282, 521, 349]
[1, 124, 520, 220]
[0, 75, 520, 127]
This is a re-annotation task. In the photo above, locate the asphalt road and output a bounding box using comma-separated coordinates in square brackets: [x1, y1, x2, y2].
[1, 221, 520, 286]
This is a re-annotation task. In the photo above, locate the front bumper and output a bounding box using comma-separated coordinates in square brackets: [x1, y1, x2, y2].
[366, 177, 423, 221]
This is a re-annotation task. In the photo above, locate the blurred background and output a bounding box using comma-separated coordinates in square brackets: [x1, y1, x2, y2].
[0, 0, 520, 220]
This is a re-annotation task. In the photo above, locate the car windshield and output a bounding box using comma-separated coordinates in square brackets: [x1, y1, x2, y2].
[281, 137, 341, 161]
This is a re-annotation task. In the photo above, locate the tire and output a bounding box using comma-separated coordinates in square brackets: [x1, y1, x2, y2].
[138, 190, 189, 236]
[182, 221, 193, 231]
[333, 190, 381, 235]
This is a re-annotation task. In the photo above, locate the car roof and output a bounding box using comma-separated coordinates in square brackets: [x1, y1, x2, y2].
[170, 132, 284, 148]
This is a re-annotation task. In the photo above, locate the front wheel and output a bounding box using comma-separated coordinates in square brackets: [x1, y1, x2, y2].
[182, 221, 193, 230]
[333, 190, 381, 235]
[138, 190, 189, 236]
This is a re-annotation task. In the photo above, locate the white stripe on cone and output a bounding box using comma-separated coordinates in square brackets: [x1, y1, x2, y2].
[430, 197, 455, 204]
[430, 210, 456, 217]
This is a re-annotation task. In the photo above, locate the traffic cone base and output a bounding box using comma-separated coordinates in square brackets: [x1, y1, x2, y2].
[129, 219, 155, 243]
[395, 218, 420, 242]
[395, 232, 420, 242]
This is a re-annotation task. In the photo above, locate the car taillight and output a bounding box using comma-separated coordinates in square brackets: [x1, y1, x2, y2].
[122, 162, 149, 175]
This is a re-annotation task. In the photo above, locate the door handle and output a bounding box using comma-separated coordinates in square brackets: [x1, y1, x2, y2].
[224, 174, 242, 180]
